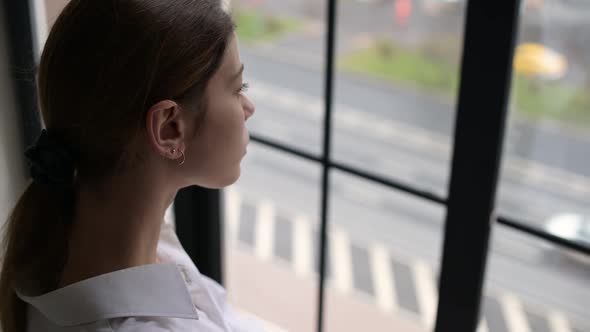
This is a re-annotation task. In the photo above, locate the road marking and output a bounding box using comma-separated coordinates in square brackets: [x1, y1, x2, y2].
[413, 260, 438, 329]
[305, 100, 323, 117]
[477, 320, 490, 332]
[275, 90, 299, 110]
[225, 188, 241, 244]
[369, 244, 397, 313]
[249, 82, 273, 102]
[336, 110, 364, 128]
[548, 310, 572, 332]
[255, 200, 275, 261]
[226, 190, 580, 332]
[293, 215, 313, 277]
[501, 293, 531, 332]
[330, 227, 354, 293]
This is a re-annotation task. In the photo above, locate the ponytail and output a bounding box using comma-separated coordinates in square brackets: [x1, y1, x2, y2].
[0, 180, 75, 332]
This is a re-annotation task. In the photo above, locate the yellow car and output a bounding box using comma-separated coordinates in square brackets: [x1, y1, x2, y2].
[513, 43, 568, 79]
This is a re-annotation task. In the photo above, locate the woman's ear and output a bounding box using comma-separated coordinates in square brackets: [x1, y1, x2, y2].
[145, 100, 186, 158]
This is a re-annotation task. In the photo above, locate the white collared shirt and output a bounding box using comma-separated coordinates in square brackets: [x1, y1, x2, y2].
[15, 222, 263, 331]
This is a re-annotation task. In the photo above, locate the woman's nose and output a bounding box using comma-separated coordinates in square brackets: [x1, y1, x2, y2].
[243, 95, 255, 121]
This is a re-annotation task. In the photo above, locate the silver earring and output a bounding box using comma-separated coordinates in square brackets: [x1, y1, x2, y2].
[171, 148, 185, 166]
[178, 150, 185, 166]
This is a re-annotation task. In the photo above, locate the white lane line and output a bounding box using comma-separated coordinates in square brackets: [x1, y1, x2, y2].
[330, 227, 354, 293]
[224, 188, 241, 244]
[477, 320, 490, 332]
[548, 310, 572, 332]
[275, 90, 299, 110]
[304, 100, 323, 117]
[500, 293, 531, 332]
[293, 215, 313, 277]
[249, 80, 275, 99]
[336, 106, 363, 125]
[369, 244, 397, 313]
[255, 200, 275, 261]
[413, 260, 438, 329]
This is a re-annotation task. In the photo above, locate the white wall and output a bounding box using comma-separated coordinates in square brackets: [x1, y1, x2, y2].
[0, 5, 28, 226]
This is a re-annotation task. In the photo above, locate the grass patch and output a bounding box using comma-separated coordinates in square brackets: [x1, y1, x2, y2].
[233, 7, 302, 44]
[339, 38, 590, 127]
[513, 76, 590, 125]
[339, 38, 459, 95]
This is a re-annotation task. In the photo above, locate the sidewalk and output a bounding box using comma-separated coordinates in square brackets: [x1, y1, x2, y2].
[226, 246, 426, 332]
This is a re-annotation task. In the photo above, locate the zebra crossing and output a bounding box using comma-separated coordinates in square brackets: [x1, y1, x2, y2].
[223, 188, 586, 332]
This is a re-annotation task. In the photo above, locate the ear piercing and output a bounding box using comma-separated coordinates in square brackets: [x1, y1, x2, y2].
[171, 148, 185, 166]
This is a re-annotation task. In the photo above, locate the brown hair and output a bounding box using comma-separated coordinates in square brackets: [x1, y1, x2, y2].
[0, 1, 234, 331]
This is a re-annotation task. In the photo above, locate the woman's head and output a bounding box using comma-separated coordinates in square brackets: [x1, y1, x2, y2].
[144, 33, 255, 190]
[1, 1, 254, 331]
[38, 0, 254, 189]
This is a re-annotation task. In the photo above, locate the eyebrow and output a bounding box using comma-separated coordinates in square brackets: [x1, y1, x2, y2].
[230, 64, 244, 83]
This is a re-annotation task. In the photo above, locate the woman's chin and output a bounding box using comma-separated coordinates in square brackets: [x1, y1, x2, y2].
[198, 168, 242, 189]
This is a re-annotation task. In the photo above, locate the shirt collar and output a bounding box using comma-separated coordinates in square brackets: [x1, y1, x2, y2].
[15, 262, 199, 327]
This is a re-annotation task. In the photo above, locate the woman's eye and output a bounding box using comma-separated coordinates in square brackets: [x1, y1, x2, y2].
[238, 82, 249, 94]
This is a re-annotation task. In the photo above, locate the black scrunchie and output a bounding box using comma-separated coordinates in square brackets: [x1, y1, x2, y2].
[24, 129, 77, 186]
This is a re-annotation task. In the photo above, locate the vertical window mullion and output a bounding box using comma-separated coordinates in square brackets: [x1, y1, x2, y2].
[317, 0, 338, 331]
[435, 1, 522, 332]
[1, 0, 41, 154]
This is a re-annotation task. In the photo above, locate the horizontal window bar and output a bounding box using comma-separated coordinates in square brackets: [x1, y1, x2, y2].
[250, 135, 590, 257]
[250, 134, 446, 205]
[251, 134, 323, 163]
[330, 160, 447, 205]
[497, 215, 590, 256]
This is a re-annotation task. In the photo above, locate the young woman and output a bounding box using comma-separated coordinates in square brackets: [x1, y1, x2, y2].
[0, 0, 258, 331]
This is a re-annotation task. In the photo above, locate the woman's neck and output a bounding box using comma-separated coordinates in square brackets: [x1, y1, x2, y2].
[58, 170, 175, 288]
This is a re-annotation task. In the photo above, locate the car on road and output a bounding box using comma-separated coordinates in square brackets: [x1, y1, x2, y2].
[543, 213, 590, 265]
